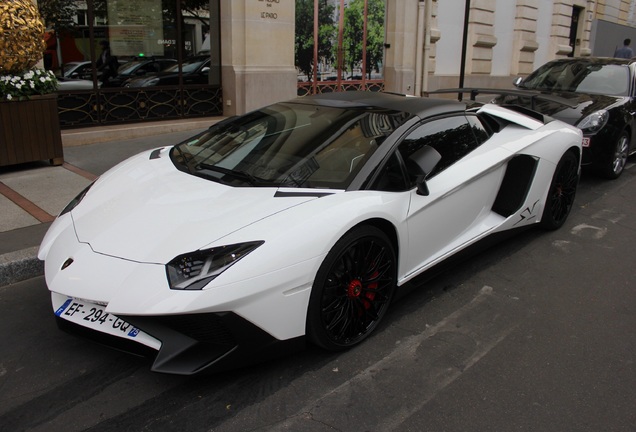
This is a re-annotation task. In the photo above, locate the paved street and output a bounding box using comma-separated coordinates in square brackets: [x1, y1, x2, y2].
[1, 153, 635, 431]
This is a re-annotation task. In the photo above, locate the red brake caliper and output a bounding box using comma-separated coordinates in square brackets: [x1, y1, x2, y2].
[347, 271, 379, 312]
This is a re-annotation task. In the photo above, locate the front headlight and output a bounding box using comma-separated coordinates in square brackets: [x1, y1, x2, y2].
[577, 110, 609, 135]
[166, 241, 264, 290]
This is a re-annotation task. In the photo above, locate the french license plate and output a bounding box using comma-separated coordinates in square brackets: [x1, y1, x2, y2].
[582, 137, 590, 148]
[53, 295, 161, 350]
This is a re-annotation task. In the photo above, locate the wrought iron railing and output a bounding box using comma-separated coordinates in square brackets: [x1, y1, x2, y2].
[297, 79, 384, 97]
[57, 85, 223, 128]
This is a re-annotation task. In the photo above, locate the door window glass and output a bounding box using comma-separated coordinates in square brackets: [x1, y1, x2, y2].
[399, 116, 481, 184]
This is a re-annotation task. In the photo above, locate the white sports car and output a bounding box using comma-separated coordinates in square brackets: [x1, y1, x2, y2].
[39, 91, 582, 374]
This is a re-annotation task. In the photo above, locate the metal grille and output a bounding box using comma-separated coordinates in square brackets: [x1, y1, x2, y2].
[57, 85, 222, 128]
[297, 79, 384, 97]
[155, 314, 236, 346]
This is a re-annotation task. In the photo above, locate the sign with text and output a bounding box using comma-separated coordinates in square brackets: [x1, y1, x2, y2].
[106, 0, 164, 56]
[258, 0, 281, 20]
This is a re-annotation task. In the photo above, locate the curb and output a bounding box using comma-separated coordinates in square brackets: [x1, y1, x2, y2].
[62, 117, 222, 147]
[0, 247, 43, 287]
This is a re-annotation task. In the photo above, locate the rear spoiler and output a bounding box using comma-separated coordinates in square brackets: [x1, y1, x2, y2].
[425, 88, 578, 110]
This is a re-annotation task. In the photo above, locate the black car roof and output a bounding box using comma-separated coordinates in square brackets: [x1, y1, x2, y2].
[290, 91, 467, 118]
[544, 56, 633, 66]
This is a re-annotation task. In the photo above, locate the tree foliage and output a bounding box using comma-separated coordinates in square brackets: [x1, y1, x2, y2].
[295, 0, 336, 81]
[37, 0, 78, 32]
[343, 0, 384, 79]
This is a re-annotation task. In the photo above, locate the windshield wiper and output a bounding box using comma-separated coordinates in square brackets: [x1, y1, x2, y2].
[196, 163, 273, 186]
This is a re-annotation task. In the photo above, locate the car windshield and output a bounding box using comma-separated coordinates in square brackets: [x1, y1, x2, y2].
[62, 63, 83, 76]
[117, 60, 147, 75]
[171, 102, 411, 189]
[519, 61, 630, 96]
[163, 57, 208, 73]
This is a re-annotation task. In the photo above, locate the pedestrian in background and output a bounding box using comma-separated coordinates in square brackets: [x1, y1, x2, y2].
[614, 38, 633, 59]
[96, 40, 118, 84]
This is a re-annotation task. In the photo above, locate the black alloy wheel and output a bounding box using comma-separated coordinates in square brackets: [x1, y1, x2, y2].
[306, 226, 397, 351]
[602, 132, 629, 179]
[540, 151, 579, 230]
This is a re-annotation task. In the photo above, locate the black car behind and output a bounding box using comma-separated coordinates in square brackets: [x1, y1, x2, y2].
[103, 57, 178, 88]
[124, 55, 211, 88]
[497, 57, 636, 179]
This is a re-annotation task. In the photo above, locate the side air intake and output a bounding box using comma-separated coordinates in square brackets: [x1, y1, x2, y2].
[492, 155, 538, 217]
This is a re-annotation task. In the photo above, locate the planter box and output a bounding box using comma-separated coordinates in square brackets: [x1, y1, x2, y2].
[0, 94, 63, 167]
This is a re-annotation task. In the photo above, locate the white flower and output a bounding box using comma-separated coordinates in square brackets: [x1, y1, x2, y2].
[1, 68, 57, 100]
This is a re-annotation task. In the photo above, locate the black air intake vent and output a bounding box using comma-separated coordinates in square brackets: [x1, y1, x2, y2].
[492, 155, 538, 217]
[149, 148, 164, 159]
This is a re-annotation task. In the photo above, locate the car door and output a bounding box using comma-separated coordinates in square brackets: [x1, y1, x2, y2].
[395, 114, 509, 282]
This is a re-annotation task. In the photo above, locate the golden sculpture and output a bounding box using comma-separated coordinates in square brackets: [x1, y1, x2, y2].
[0, 0, 47, 74]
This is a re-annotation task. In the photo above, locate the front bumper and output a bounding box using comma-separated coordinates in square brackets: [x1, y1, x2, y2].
[55, 298, 305, 375]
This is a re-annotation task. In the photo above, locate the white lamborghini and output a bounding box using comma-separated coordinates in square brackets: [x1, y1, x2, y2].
[39, 91, 582, 374]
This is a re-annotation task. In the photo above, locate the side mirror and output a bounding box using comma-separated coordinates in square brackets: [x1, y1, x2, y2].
[407, 145, 441, 196]
[513, 76, 524, 87]
[201, 66, 210, 74]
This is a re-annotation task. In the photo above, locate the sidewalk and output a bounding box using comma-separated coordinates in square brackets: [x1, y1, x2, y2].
[0, 116, 222, 286]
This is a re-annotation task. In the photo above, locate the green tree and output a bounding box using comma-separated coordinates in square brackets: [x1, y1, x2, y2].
[295, 0, 336, 81]
[37, 0, 79, 71]
[37, 0, 78, 32]
[343, 0, 384, 79]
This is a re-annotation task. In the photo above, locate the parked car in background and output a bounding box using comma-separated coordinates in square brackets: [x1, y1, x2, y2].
[57, 77, 98, 91]
[495, 57, 636, 179]
[124, 55, 211, 87]
[103, 57, 178, 87]
[59, 59, 127, 80]
[56, 58, 171, 90]
[60, 61, 93, 80]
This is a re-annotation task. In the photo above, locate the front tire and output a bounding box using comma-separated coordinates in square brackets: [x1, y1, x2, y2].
[306, 226, 397, 351]
[540, 151, 579, 230]
[601, 132, 629, 179]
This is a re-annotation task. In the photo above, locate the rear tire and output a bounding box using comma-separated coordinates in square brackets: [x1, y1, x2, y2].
[540, 151, 579, 230]
[306, 226, 397, 351]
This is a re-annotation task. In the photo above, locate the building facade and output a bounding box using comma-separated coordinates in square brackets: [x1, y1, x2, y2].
[394, 0, 636, 92]
[37, 0, 636, 127]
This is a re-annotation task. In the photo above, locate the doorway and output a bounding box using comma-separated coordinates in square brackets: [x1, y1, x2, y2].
[568, 6, 584, 57]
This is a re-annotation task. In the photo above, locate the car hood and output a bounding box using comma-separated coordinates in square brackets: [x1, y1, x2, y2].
[71, 150, 321, 264]
[499, 91, 625, 126]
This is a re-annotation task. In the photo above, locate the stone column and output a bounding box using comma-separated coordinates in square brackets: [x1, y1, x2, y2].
[383, 0, 420, 94]
[220, 0, 297, 116]
[551, 1, 576, 56]
[512, 0, 539, 76]
[466, 0, 497, 76]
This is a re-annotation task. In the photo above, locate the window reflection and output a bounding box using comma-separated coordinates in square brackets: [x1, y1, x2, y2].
[41, 0, 218, 90]
[399, 116, 485, 181]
